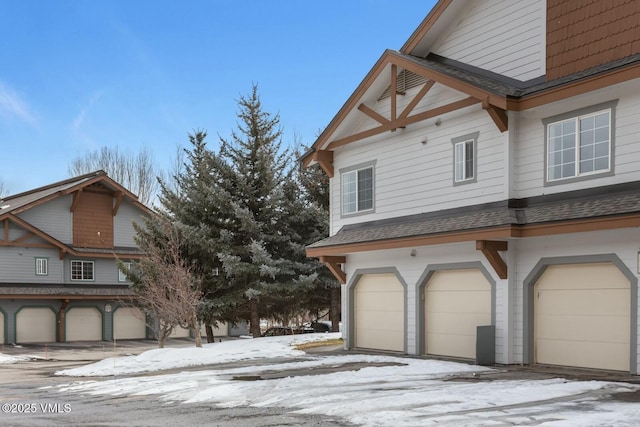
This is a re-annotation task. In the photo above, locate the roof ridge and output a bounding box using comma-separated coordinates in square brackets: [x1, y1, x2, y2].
[2, 170, 106, 201]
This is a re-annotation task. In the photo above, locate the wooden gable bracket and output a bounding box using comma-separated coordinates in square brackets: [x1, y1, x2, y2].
[476, 240, 508, 279]
[319, 255, 346, 284]
[113, 191, 124, 216]
[482, 97, 508, 132]
[314, 150, 334, 178]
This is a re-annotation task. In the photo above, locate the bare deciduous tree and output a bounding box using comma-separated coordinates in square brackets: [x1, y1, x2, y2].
[68, 145, 159, 206]
[0, 179, 8, 199]
[123, 215, 203, 348]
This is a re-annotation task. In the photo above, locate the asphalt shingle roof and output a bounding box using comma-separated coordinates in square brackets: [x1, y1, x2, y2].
[309, 185, 640, 249]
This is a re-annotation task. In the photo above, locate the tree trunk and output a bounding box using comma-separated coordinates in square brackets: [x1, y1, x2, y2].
[330, 285, 341, 333]
[250, 299, 261, 337]
[205, 322, 214, 343]
[193, 316, 202, 348]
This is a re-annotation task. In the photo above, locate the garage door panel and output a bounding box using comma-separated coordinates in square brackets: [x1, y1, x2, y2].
[17, 308, 56, 343]
[356, 310, 404, 330]
[429, 270, 488, 291]
[170, 326, 190, 338]
[428, 333, 476, 359]
[428, 292, 491, 313]
[354, 274, 404, 352]
[537, 314, 629, 342]
[537, 263, 628, 291]
[537, 339, 629, 371]
[534, 262, 630, 372]
[537, 289, 629, 315]
[66, 308, 102, 341]
[0, 312, 4, 344]
[357, 328, 403, 351]
[356, 293, 404, 311]
[427, 312, 491, 335]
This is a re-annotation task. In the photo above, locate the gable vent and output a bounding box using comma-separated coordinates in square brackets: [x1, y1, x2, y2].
[378, 69, 428, 100]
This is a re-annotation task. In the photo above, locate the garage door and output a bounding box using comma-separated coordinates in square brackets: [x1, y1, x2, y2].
[425, 269, 491, 359]
[0, 311, 4, 344]
[354, 273, 404, 352]
[16, 307, 56, 343]
[66, 307, 102, 341]
[534, 262, 630, 372]
[113, 307, 147, 339]
[170, 326, 191, 338]
[200, 322, 229, 338]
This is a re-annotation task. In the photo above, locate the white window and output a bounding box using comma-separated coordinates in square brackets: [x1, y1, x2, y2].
[544, 101, 616, 185]
[71, 260, 94, 281]
[118, 262, 133, 282]
[454, 140, 474, 182]
[452, 132, 478, 185]
[342, 165, 374, 215]
[35, 257, 48, 276]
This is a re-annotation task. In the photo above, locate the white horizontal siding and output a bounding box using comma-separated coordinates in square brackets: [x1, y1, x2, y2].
[432, 0, 545, 81]
[331, 105, 507, 234]
[514, 79, 640, 198]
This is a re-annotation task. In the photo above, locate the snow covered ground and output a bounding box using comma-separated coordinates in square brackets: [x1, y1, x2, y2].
[5, 334, 638, 426]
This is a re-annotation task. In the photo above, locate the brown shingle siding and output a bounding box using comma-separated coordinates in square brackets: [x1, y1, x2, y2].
[547, 0, 640, 81]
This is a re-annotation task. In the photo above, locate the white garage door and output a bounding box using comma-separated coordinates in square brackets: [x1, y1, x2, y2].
[113, 307, 147, 340]
[425, 269, 491, 359]
[66, 307, 102, 341]
[354, 273, 404, 352]
[535, 262, 630, 372]
[16, 307, 56, 343]
[200, 322, 229, 338]
[170, 326, 191, 338]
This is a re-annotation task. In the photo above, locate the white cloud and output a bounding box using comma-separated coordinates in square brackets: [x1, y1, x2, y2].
[0, 81, 36, 125]
[71, 89, 104, 131]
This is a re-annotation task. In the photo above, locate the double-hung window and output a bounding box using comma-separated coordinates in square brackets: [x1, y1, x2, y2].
[341, 162, 374, 216]
[544, 101, 616, 184]
[71, 260, 94, 281]
[35, 257, 48, 276]
[452, 132, 478, 185]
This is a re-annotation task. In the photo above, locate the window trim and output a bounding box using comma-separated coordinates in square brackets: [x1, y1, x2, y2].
[340, 160, 376, 218]
[71, 260, 95, 282]
[35, 257, 48, 276]
[543, 100, 617, 187]
[451, 132, 479, 186]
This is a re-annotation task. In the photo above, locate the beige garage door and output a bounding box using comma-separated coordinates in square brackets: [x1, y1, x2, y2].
[16, 307, 56, 343]
[426, 269, 491, 359]
[66, 307, 102, 341]
[113, 307, 147, 339]
[200, 322, 229, 338]
[0, 311, 4, 344]
[535, 262, 630, 372]
[170, 326, 191, 338]
[354, 273, 404, 352]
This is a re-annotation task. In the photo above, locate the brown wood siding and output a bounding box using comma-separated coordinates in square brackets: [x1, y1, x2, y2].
[73, 191, 114, 248]
[547, 0, 640, 81]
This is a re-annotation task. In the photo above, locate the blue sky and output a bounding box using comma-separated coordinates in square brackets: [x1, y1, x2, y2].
[0, 1, 434, 195]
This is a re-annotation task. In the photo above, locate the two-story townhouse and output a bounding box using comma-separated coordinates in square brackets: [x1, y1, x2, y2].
[0, 170, 152, 344]
[303, 0, 640, 374]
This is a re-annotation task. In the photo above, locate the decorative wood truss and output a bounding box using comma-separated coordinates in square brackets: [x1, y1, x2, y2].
[476, 240, 508, 279]
[303, 52, 510, 175]
[319, 255, 346, 284]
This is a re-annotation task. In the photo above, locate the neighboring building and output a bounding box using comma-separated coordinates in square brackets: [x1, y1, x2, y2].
[0, 171, 151, 344]
[303, 0, 640, 374]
